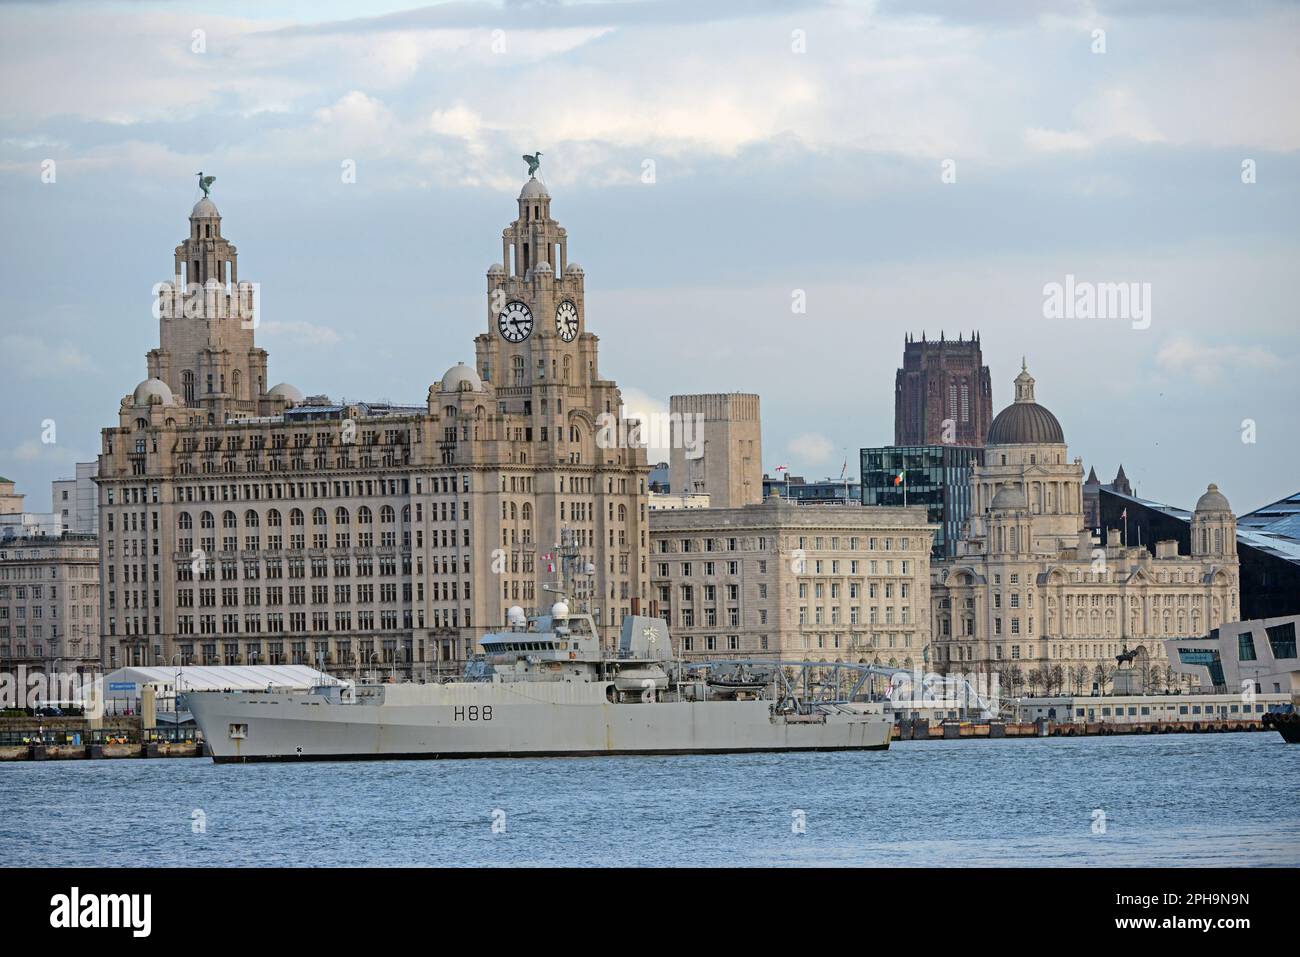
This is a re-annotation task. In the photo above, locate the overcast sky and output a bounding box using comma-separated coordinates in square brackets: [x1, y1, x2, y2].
[1, 0, 1297, 516]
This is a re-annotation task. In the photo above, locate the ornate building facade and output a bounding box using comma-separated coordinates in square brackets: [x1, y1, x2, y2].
[96, 176, 649, 676]
[931, 363, 1239, 691]
[650, 499, 933, 664]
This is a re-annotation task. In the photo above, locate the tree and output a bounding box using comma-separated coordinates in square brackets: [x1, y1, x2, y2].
[1049, 665, 1066, 696]
[1071, 663, 1090, 696]
[1093, 663, 1116, 695]
[1005, 664, 1024, 699]
[1026, 666, 1045, 697]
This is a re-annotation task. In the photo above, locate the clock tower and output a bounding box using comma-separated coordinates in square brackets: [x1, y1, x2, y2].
[477, 175, 590, 385]
[475, 174, 610, 461]
[458, 171, 649, 645]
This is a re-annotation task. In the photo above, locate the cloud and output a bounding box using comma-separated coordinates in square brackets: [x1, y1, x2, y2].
[788, 432, 834, 467]
[0, 334, 93, 377]
[9, 438, 82, 467]
[618, 386, 672, 462]
[1155, 336, 1284, 384]
[257, 320, 344, 347]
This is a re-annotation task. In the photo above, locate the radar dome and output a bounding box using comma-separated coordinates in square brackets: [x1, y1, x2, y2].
[551, 601, 570, 620]
[506, 605, 526, 628]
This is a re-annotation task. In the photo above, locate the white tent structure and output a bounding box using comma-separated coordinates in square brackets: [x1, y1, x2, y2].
[98, 664, 340, 715]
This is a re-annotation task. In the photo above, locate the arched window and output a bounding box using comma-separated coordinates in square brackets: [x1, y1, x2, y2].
[617, 504, 627, 522]
[401, 505, 411, 524]
[312, 507, 327, 526]
[178, 512, 192, 530]
[512, 356, 525, 386]
[358, 506, 373, 524]
[200, 511, 215, 529]
[380, 505, 395, 524]
[267, 509, 282, 527]
[244, 510, 259, 527]
[232, 369, 242, 400]
[521, 503, 532, 521]
[335, 507, 350, 525]
[182, 370, 195, 406]
[562, 355, 571, 383]
[222, 510, 237, 529]
[290, 508, 304, 527]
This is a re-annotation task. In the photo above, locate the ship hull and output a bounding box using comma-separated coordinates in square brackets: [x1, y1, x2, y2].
[184, 681, 893, 763]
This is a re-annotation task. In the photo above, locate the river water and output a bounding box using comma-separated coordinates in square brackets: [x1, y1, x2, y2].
[3, 733, 1296, 867]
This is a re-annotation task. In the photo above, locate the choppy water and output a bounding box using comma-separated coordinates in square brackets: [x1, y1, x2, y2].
[2, 734, 1296, 867]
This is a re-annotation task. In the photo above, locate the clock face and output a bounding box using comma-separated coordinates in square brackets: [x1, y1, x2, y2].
[556, 300, 579, 341]
[497, 301, 533, 342]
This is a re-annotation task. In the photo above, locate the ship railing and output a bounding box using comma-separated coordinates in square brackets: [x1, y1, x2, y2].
[679, 659, 900, 713]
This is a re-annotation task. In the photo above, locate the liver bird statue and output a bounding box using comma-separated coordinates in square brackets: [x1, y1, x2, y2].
[196, 171, 215, 198]
[522, 152, 542, 177]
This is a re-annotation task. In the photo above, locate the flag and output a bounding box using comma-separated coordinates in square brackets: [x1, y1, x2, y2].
[893, 471, 905, 486]
[840, 459, 848, 480]
[774, 464, 788, 473]
[1121, 508, 1128, 520]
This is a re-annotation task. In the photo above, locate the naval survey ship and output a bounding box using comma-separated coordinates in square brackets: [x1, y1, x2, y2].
[182, 559, 894, 762]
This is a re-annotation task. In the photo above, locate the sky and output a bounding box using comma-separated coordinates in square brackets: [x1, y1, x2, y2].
[0, 0, 1297, 516]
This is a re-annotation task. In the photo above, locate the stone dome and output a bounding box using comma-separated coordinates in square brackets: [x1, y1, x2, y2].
[1194, 483, 1231, 513]
[190, 197, 220, 219]
[533, 260, 553, 275]
[565, 262, 583, 275]
[987, 360, 1065, 445]
[268, 382, 305, 406]
[132, 378, 175, 407]
[519, 176, 549, 200]
[440, 362, 483, 393]
[487, 263, 505, 276]
[990, 484, 1028, 510]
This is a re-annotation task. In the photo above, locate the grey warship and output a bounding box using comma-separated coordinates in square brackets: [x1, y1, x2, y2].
[183, 564, 894, 763]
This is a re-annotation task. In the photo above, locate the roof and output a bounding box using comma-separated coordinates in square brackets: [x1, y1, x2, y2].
[988, 401, 1065, 445]
[1105, 489, 1300, 565]
[1239, 490, 1300, 540]
[99, 664, 340, 693]
[987, 363, 1065, 445]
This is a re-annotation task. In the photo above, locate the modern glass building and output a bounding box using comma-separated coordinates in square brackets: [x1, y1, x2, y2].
[860, 445, 983, 559]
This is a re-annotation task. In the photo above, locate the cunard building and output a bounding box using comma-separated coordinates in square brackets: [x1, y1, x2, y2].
[931, 362, 1240, 692]
[97, 173, 649, 677]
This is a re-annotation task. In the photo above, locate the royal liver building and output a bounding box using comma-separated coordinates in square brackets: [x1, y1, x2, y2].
[97, 173, 650, 676]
